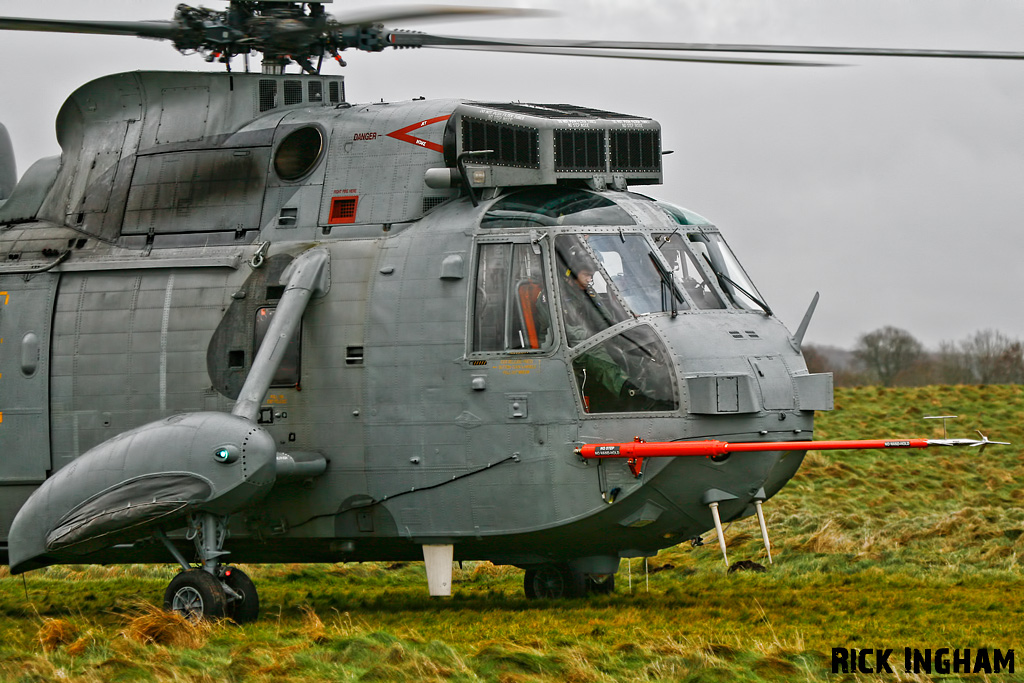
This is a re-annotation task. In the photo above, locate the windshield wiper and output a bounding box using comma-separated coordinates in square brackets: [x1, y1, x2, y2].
[647, 251, 685, 318]
[702, 254, 773, 317]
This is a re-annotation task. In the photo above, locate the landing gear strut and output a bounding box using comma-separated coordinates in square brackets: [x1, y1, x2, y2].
[158, 513, 260, 622]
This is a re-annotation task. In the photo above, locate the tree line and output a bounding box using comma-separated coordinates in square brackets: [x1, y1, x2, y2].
[803, 327, 1024, 387]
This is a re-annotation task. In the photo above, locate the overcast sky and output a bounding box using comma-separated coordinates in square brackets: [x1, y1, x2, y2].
[3, 0, 1023, 349]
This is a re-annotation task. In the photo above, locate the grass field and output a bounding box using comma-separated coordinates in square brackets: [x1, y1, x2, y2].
[2, 385, 1023, 682]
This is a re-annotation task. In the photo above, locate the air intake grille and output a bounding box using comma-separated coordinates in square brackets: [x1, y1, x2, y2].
[554, 129, 606, 172]
[259, 80, 277, 112]
[308, 81, 323, 102]
[422, 196, 449, 212]
[329, 82, 340, 104]
[610, 129, 661, 172]
[284, 80, 303, 105]
[462, 118, 540, 169]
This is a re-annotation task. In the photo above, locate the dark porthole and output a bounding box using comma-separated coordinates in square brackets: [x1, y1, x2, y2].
[274, 127, 324, 181]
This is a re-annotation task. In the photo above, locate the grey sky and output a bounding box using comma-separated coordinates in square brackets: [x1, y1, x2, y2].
[3, 0, 1023, 349]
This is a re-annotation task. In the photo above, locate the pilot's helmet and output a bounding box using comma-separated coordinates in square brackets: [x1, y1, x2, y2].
[561, 243, 595, 279]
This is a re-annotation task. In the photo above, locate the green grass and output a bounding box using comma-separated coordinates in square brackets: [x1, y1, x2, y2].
[2, 385, 1023, 682]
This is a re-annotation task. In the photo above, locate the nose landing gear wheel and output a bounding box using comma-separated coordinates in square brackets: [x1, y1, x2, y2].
[164, 568, 227, 621]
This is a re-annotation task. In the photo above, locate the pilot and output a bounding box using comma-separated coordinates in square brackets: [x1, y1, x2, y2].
[559, 253, 613, 346]
[557, 248, 637, 411]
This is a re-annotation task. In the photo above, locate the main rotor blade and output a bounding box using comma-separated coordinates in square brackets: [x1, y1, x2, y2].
[333, 5, 540, 29]
[0, 16, 176, 40]
[390, 32, 1024, 61]
[430, 44, 833, 67]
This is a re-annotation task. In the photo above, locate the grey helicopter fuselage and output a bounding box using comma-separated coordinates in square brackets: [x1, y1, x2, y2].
[0, 69, 832, 581]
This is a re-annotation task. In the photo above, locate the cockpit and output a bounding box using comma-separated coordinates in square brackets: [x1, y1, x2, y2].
[472, 187, 771, 414]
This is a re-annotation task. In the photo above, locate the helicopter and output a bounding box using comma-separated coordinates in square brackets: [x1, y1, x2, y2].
[0, 2, 1015, 621]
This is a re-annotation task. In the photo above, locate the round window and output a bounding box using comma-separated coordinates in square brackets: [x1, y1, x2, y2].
[274, 127, 324, 181]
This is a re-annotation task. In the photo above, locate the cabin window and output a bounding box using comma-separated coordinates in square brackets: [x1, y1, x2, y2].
[481, 188, 635, 229]
[473, 243, 552, 352]
[572, 325, 678, 414]
[655, 232, 726, 310]
[254, 307, 302, 387]
[274, 126, 325, 181]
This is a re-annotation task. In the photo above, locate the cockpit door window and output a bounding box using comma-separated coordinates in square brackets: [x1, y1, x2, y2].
[473, 242, 553, 353]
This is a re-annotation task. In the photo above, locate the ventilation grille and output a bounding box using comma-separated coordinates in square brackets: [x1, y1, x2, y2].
[259, 80, 277, 112]
[461, 118, 540, 169]
[554, 129, 606, 172]
[284, 80, 303, 105]
[422, 196, 449, 212]
[329, 82, 341, 104]
[610, 129, 661, 172]
[308, 81, 323, 103]
[329, 196, 358, 224]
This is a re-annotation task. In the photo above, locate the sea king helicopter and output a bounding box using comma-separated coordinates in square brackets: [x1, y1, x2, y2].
[0, 2, 1014, 621]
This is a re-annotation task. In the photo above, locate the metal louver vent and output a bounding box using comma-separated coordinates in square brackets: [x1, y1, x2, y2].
[284, 80, 303, 105]
[461, 118, 540, 169]
[452, 102, 662, 188]
[308, 81, 323, 103]
[554, 129, 606, 172]
[610, 129, 661, 172]
[258, 80, 277, 112]
[329, 82, 340, 104]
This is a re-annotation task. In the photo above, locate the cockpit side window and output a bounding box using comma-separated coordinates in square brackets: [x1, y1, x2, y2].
[473, 242, 553, 353]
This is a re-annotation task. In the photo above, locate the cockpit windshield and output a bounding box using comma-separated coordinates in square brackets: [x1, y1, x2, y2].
[654, 232, 725, 310]
[481, 188, 635, 228]
[687, 232, 769, 314]
[554, 233, 689, 346]
[655, 199, 713, 227]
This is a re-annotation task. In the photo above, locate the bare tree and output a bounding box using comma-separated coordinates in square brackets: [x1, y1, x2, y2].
[937, 329, 1024, 384]
[853, 326, 924, 387]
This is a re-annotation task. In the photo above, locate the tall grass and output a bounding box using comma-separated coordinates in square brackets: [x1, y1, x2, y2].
[1, 386, 1022, 682]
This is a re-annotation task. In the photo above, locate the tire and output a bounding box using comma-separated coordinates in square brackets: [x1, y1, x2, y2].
[223, 567, 260, 624]
[524, 563, 587, 599]
[164, 569, 227, 621]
